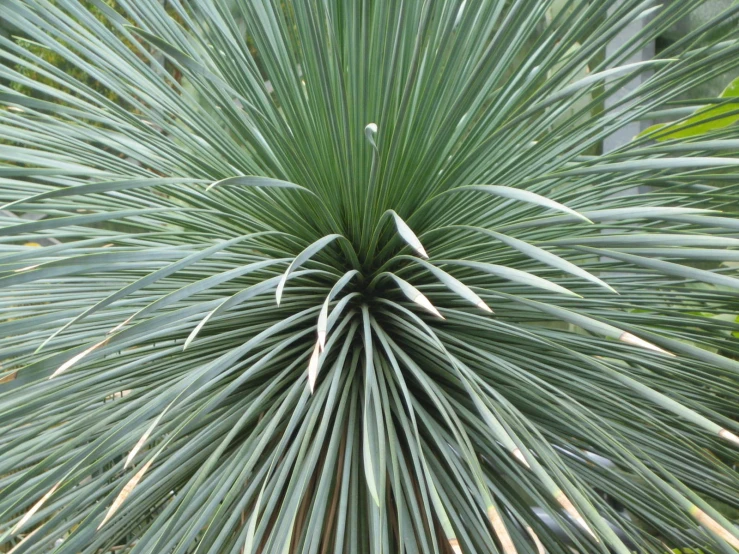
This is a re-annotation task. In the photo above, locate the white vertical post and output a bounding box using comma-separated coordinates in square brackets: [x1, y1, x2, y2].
[601, 2, 656, 259]
[603, 2, 655, 156]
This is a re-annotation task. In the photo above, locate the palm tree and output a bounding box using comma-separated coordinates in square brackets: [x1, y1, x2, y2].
[1, 1, 739, 552]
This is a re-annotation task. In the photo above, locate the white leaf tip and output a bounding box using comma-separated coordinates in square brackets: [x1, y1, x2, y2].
[477, 300, 494, 313]
[50, 338, 108, 379]
[555, 491, 598, 541]
[99, 458, 154, 530]
[719, 428, 739, 446]
[487, 505, 517, 554]
[14, 264, 40, 273]
[526, 526, 545, 554]
[205, 179, 225, 191]
[11, 482, 61, 535]
[691, 507, 739, 549]
[109, 316, 132, 334]
[512, 448, 530, 468]
[619, 332, 673, 356]
[365, 123, 379, 149]
[308, 341, 321, 393]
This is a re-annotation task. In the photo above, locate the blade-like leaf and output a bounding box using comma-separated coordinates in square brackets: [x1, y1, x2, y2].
[387, 210, 429, 259]
[276, 235, 341, 305]
[453, 185, 592, 223]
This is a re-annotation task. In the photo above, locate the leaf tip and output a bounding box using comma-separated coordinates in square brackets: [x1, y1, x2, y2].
[477, 300, 494, 313]
[413, 292, 444, 319]
[49, 338, 108, 379]
[555, 490, 598, 541]
[98, 458, 154, 531]
[691, 506, 739, 549]
[487, 505, 518, 554]
[109, 316, 133, 334]
[512, 448, 530, 468]
[14, 264, 40, 273]
[525, 526, 545, 554]
[308, 341, 321, 393]
[719, 428, 739, 446]
[364, 123, 378, 149]
[619, 332, 673, 356]
[11, 482, 61, 535]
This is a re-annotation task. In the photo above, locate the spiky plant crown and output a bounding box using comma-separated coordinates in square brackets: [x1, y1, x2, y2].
[1, 1, 739, 553]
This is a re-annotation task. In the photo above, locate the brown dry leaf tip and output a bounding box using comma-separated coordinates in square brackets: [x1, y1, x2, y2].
[448, 538, 463, 554]
[98, 458, 155, 530]
[525, 525, 546, 554]
[476, 300, 494, 313]
[49, 338, 109, 379]
[618, 332, 674, 356]
[554, 490, 598, 542]
[718, 429, 739, 446]
[125, 409, 168, 469]
[308, 340, 321, 393]
[691, 506, 739, 549]
[512, 448, 530, 468]
[12, 481, 61, 534]
[487, 505, 518, 554]
[413, 293, 445, 319]
[0, 371, 17, 385]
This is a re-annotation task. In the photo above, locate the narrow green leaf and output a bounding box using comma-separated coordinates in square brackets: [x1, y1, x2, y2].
[454, 185, 592, 223]
[276, 234, 341, 306]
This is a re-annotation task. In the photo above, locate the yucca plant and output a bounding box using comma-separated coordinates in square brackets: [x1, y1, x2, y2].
[2, 1, 739, 553]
